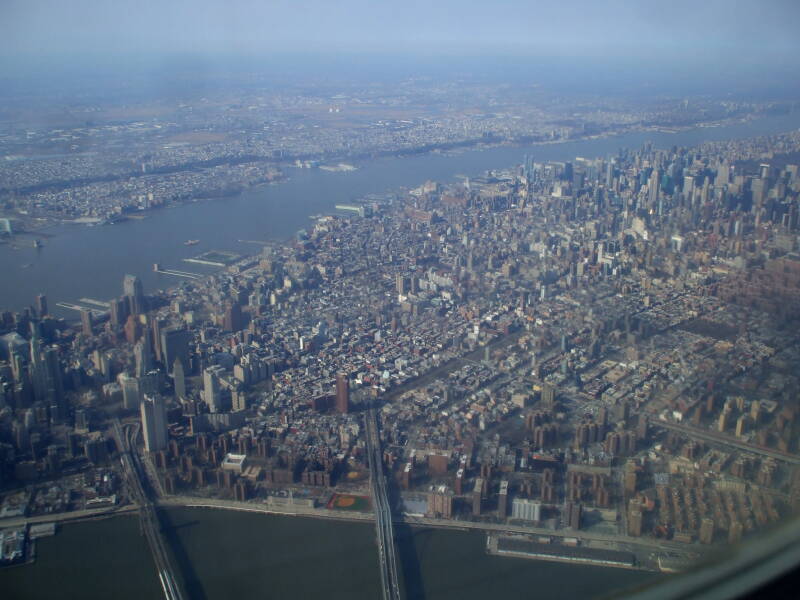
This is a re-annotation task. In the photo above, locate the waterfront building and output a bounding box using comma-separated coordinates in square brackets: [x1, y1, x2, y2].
[498, 480, 509, 519]
[511, 498, 541, 522]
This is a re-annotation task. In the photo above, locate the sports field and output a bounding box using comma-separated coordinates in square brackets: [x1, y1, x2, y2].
[327, 493, 371, 511]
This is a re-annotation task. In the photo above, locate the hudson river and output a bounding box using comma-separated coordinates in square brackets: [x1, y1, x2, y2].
[1, 112, 800, 316]
[0, 508, 658, 599]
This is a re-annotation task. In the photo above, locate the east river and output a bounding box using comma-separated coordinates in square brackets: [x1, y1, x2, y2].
[2, 112, 800, 316]
[0, 508, 658, 599]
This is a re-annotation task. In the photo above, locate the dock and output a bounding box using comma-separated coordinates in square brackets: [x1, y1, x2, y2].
[55, 302, 106, 318]
[78, 298, 111, 309]
[153, 264, 203, 280]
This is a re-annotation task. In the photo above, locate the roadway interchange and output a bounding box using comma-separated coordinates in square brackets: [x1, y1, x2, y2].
[364, 404, 403, 600]
[112, 419, 186, 600]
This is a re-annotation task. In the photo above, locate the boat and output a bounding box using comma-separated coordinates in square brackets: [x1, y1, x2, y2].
[184, 239, 200, 246]
[33, 239, 42, 248]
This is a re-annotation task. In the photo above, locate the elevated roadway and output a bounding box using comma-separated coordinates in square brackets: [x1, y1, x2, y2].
[112, 419, 186, 600]
[364, 405, 403, 600]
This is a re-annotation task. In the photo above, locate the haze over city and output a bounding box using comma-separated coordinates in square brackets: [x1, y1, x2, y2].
[1, 2, 800, 600]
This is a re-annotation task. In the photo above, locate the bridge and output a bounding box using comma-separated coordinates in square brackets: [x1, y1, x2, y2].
[364, 404, 403, 600]
[112, 419, 186, 600]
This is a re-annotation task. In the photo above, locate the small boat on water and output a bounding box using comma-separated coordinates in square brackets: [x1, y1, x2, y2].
[184, 239, 200, 246]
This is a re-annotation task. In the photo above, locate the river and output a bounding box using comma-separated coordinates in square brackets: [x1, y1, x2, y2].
[0, 508, 659, 599]
[2, 113, 800, 317]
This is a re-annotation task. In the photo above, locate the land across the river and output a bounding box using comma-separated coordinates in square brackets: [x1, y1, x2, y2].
[2, 111, 800, 316]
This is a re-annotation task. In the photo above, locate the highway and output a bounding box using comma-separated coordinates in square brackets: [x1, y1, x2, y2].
[364, 404, 403, 600]
[112, 419, 186, 600]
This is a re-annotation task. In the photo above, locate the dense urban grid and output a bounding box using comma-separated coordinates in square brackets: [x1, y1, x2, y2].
[3, 124, 800, 579]
[0, 77, 791, 231]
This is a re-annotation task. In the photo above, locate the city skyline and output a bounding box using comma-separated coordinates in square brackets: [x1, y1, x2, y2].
[2, 2, 800, 599]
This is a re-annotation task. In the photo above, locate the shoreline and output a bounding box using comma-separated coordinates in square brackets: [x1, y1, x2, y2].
[1, 498, 672, 573]
[1, 111, 785, 237]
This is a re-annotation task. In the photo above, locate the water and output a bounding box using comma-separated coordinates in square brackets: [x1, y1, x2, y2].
[2, 112, 800, 316]
[0, 515, 161, 599]
[0, 509, 658, 599]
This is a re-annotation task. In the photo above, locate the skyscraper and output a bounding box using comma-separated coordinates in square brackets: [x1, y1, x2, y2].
[35, 294, 48, 318]
[648, 169, 660, 208]
[223, 302, 244, 332]
[124, 274, 145, 315]
[335, 372, 349, 414]
[119, 373, 141, 410]
[140, 394, 168, 452]
[203, 365, 226, 412]
[541, 383, 555, 410]
[161, 328, 191, 374]
[173, 357, 186, 400]
[109, 297, 126, 328]
[80, 309, 93, 337]
[124, 315, 141, 344]
[134, 339, 153, 378]
[498, 480, 509, 519]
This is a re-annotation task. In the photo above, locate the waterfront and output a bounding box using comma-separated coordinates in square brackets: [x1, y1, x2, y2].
[0, 508, 658, 599]
[2, 112, 800, 316]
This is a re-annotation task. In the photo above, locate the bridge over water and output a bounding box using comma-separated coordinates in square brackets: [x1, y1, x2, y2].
[112, 419, 186, 600]
[364, 405, 403, 600]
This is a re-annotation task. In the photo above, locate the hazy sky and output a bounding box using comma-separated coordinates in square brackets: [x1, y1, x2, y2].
[3, 0, 799, 59]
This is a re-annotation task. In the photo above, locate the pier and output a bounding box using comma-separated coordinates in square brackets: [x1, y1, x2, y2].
[153, 264, 203, 280]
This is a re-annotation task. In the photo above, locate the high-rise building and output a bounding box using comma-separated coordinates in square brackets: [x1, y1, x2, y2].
[124, 274, 145, 315]
[565, 501, 582, 529]
[335, 372, 349, 414]
[232, 386, 247, 412]
[80, 309, 93, 337]
[541, 383, 555, 409]
[160, 328, 191, 374]
[29, 336, 63, 410]
[124, 315, 141, 344]
[119, 373, 141, 410]
[173, 358, 186, 400]
[151, 319, 165, 362]
[648, 169, 660, 207]
[134, 339, 153, 378]
[498, 480, 509, 519]
[427, 485, 453, 519]
[109, 297, 127, 328]
[140, 394, 168, 452]
[223, 302, 244, 332]
[628, 509, 643, 537]
[472, 477, 483, 516]
[35, 294, 48, 318]
[203, 366, 226, 412]
[396, 274, 408, 296]
[699, 518, 715, 544]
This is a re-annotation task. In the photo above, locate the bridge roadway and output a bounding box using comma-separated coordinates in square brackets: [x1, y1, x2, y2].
[364, 405, 403, 600]
[112, 419, 186, 600]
